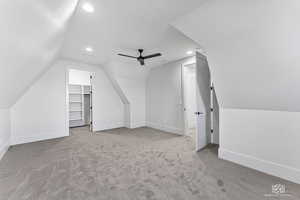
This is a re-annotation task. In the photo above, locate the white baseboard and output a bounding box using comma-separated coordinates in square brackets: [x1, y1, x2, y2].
[219, 148, 300, 184]
[0, 140, 10, 161]
[11, 132, 69, 145]
[146, 122, 183, 135]
[130, 122, 146, 129]
[94, 121, 124, 132]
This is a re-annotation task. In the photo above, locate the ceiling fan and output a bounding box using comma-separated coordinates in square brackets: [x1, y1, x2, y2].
[118, 49, 162, 66]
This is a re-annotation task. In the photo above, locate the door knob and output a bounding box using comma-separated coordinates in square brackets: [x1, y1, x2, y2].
[194, 112, 203, 115]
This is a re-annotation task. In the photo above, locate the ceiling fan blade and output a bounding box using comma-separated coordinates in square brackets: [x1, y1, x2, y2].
[143, 53, 162, 59]
[118, 54, 137, 59]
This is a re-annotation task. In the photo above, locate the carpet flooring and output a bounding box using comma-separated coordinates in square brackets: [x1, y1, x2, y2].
[0, 127, 299, 200]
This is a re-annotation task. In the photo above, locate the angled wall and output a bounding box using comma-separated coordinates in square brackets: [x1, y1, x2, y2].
[0, 0, 78, 109]
[10, 59, 124, 145]
[173, 0, 300, 111]
[11, 61, 69, 145]
[102, 65, 131, 128]
[105, 61, 149, 128]
[173, 0, 300, 183]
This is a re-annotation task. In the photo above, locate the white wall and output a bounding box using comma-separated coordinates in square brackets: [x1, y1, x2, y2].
[146, 57, 195, 134]
[10, 59, 124, 145]
[69, 69, 91, 85]
[0, 0, 78, 109]
[174, 1, 300, 183]
[0, 109, 10, 160]
[67, 61, 125, 131]
[65, 60, 125, 131]
[173, 0, 300, 112]
[219, 108, 300, 184]
[105, 61, 148, 128]
[116, 77, 146, 128]
[91, 67, 124, 131]
[11, 62, 68, 145]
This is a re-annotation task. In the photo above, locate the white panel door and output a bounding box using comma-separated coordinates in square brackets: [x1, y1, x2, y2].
[195, 52, 211, 151]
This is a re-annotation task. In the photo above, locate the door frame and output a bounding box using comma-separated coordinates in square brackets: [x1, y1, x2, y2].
[181, 62, 196, 137]
[181, 53, 212, 151]
[66, 68, 95, 133]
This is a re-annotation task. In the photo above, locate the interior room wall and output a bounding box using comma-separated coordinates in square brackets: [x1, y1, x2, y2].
[0, 109, 10, 160]
[11, 61, 68, 145]
[146, 57, 195, 134]
[219, 108, 300, 184]
[91, 65, 124, 131]
[0, 0, 78, 109]
[10, 59, 124, 145]
[116, 77, 146, 128]
[101, 67, 130, 128]
[64, 61, 125, 131]
[105, 61, 149, 128]
[173, 1, 300, 183]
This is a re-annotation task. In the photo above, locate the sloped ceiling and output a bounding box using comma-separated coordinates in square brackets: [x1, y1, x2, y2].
[173, 0, 300, 112]
[0, 0, 78, 108]
[60, 0, 203, 67]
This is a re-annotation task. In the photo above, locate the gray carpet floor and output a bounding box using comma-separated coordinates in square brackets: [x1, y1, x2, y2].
[0, 127, 299, 200]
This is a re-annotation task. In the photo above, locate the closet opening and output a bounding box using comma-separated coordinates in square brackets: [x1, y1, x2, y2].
[67, 69, 93, 132]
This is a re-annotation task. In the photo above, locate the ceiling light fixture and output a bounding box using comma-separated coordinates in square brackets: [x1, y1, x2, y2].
[186, 50, 193, 55]
[82, 2, 94, 13]
[85, 46, 93, 52]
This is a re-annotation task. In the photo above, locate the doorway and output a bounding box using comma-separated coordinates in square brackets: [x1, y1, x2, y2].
[182, 52, 215, 151]
[67, 69, 93, 132]
[183, 63, 197, 140]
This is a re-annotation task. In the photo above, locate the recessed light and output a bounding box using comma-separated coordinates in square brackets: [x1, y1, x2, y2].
[85, 46, 93, 52]
[186, 50, 193, 55]
[82, 2, 94, 13]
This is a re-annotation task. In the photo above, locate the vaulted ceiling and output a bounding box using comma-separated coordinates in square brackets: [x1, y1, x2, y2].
[60, 0, 202, 66]
[173, 0, 300, 111]
[2, 0, 299, 112]
[0, 0, 203, 109]
[0, 0, 78, 108]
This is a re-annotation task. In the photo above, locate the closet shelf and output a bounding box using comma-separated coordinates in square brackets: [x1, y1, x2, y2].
[69, 93, 82, 95]
[69, 119, 82, 121]
[69, 84, 91, 127]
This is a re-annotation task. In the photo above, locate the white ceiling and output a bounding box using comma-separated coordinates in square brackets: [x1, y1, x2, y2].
[174, 0, 300, 112]
[3, 0, 297, 112]
[0, 0, 78, 108]
[60, 0, 202, 67]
